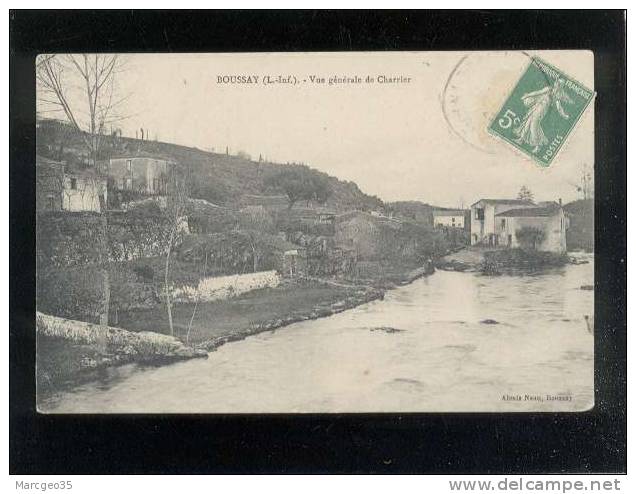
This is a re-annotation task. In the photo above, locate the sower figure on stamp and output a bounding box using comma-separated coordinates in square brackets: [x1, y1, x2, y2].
[513, 78, 574, 153]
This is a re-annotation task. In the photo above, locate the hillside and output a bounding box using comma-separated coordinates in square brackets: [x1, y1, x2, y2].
[386, 201, 438, 225]
[564, 199, 594, 252]
[36, 120, 384, 213]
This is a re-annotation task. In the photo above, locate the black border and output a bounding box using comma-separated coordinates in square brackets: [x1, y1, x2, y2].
[10, 10, 626, 474]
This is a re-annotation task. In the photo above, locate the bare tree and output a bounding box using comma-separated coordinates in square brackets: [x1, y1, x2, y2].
[37, 54, 129, 327]
[186, 252, 208, 346]
[37, 54, 127, 167]
[163, 178, 188, 336]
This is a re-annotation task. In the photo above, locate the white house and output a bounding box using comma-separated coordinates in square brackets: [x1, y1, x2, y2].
[62, 168, 107, 212]
[432, 209, 466, 228]
[495, 203, 568, 254]
[470, 199, 535, 246]
[36, 156, 107, 213]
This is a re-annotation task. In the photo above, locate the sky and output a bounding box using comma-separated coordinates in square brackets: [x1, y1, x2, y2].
[37, 51, 594, 207]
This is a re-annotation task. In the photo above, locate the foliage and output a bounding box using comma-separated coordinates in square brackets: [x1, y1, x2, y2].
[238, 206, 275, 233]
[189, 180, 230, 205]
[385, 201, 436, 225]
[335, 213, 452, 262]
[517, 185, 534, 202]
[515, 226, 545, 250]
[482, 248, 568, 275]
[264, 167, 333, 208]
[132, 264, 155, 283]
[176, 231, 293, 275]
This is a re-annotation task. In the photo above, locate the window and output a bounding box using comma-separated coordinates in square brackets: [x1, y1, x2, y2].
[500, 218, 506, 229]
[70, 178, 77, 190]
[126, 159, 132, 173]
[47, 195, 55, 210]
[474, 208, 484, 220]
[451, 217, 456, 225]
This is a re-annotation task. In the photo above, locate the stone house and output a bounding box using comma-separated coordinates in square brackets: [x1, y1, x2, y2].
[334, 210, 404, 260]
[108, 152, 176, 195]
[36, 155, 107, 213]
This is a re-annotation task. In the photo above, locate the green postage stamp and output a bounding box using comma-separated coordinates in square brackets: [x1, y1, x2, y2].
[488, 57, 595, 167]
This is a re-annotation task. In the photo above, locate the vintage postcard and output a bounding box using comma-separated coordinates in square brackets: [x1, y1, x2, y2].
[35, 51, 594, 413]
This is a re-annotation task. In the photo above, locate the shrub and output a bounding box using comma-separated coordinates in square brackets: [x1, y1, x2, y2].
[515, 226, 545, 250]
[133, 264, 155, 282]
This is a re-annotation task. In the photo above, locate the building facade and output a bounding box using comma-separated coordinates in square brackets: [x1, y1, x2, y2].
[108, 153, 176, 195]
[470, 199, 535, 246]
[433, 209, 466, 228]
[495, 205, 568, 254]
[36, 156, 107, 213]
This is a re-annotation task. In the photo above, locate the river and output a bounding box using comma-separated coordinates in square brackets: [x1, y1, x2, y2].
[40, 255, 594, 413]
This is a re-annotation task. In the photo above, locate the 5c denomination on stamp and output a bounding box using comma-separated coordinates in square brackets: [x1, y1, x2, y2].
[488, 57, 595, 166]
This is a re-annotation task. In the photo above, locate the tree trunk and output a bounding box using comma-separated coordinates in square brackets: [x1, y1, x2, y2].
[98, 213, 110, 326]
[252, 246, 258, 273]
[186, 252, 208, 346]
[164, 224, 177, 336]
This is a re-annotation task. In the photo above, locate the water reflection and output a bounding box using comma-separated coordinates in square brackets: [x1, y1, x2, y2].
[40, 256, 594, 413]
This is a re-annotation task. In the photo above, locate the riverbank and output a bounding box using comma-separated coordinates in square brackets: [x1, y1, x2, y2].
[436, 247, 486, 272]
[40, 259, 595, 414]
[437, 247, 572, 274]
[36, 312, 208, 399]
[36, 260, 437, 400]
[117, 278, 385, 350]
[37, 278, 384, 398]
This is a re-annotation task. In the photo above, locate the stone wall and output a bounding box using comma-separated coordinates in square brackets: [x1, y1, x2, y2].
[171, 270, 281, 303]
[36, 311, 206, 396]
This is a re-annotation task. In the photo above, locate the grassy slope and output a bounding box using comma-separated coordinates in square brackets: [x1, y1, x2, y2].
[37, 125, 384, 212]
[115, 281, 372, 346]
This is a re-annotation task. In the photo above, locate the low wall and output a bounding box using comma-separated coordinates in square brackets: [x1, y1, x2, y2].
[36, 311, 203, 359]
[36, 311, 206, 400]
[172, 270, 281, 303]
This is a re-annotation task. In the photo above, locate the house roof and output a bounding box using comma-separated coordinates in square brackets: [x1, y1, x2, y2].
[432, 209, 466, 216]
[471, 199, 534, 207]
[496, 205, 561, 217]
